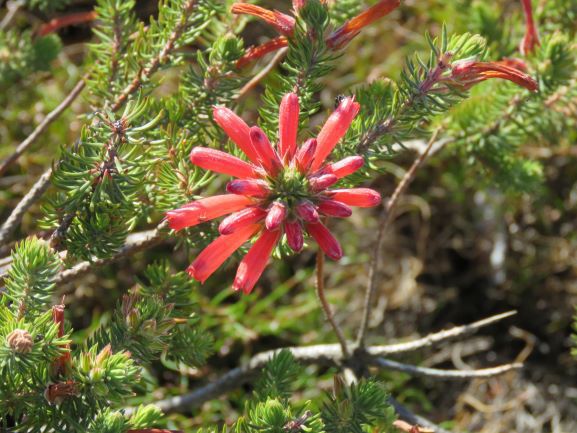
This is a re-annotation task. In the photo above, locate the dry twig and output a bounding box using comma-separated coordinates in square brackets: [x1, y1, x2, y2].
[357, 127, 444, 347]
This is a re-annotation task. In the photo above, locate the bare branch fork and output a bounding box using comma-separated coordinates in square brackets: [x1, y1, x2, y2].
[134, 310, 518, 417]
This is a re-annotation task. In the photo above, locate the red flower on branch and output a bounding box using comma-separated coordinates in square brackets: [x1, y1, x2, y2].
[450, 60, 539, 92]
[51, 303, 72, 376]
[519, 0, 540, 56]
[233, 0, 400, 67]
[167, 93, 381, 294]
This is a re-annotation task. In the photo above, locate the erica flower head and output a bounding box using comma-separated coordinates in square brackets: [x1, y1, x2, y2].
[167, 93, 381, 294]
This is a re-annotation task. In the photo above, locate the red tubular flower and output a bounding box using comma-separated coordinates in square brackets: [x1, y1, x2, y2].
[317, 199, 352, 218]
[320, 156, 364, 178]
[236, 36, 289, 68]
[519, 0, 540, 56]
[249, 126, 282, 175]
[190, 147, 258, 178]
[234, 0, 400, 68]
[266, 201, 287, 230]
[295, 138, 317, 173]
[166, 195, 253, 231]
[285, 219, 304, 252]
[497, 58, 528, 72]
[219, 207, 267, 235]
[296, 200, 320, 223]
[312, 96, 360, 170]
[233, 229, 282, 294]
[451, 60, 539, 92]
[328, 188, 382, 207]
[279, 93, 300, 160]
[231, 3, 295, 36]
[326, 0, 401, 49]
[213, 106, 260, 163]
[168, 92, 381, 293]
[188, 224, 261, 283]
[305, 222, 343, 260]
[309, 174, 338, 191]
[227, 179, 270, 198]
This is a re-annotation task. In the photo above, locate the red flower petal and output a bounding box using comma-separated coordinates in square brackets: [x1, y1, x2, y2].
[188, 224, 261, 283]
[284, 220, 304, 252]
[320, 155, 364, 178]
[520, 0, 540, 55]
[317, 199, 352, 218]
[219, 207, 267, 235]
[451, 61, 538, 92]
[249, 126, 282, 175]
[312, 96, 360, 171]
[190, 147, 258, 179]
[231, 3, 295, 36]
[326, 0, 400, 49]
[233, 229, 282, 294]
[327, 188, 382, 207]
[305, 222, 343, 260]
[294, 138, 317, 173]
[236, 36, 289, 68]
[309, 174, 338, 192]
[296, 200, 319, 223]
[166, 195, 253, 230]
[213, 106, 260, 163]
[227, 179, 271, 198]
[265, 201, 287, 231]
[279, 93, 300, 160]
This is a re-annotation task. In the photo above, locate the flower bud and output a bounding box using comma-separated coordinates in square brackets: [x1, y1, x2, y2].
[219, 207, 267, 235]
[309, 174, 338, 192]
[6, 329, 33, 354]
[265, 201, 287, 231]
[279, 93, 300, 159]
[285, 220, 304, 252]
[296, 200, 319, 223]
[305, 222, 343, 260]
[317, 200, 352, 217]
[227, 179, 271, 198]
[321, 156, 364, 178]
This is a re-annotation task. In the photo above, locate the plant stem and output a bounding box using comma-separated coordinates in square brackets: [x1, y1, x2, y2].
[356, 126, 443, 348]
[316, 248, 350, 358]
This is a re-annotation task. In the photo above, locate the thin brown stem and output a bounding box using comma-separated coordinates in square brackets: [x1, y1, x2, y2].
[356, 126, 443, 348]
[316, 248, 350, 358]
[0, 168, 53, 247]
[237, 47, 288, 100]
[0, 78, 86, 177]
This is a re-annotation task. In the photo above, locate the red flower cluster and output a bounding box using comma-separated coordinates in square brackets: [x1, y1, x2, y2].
[233, 0, 400, 67]
[167, 93, 381, 294]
